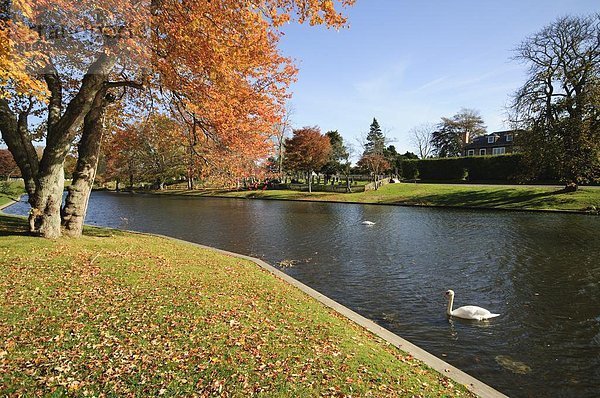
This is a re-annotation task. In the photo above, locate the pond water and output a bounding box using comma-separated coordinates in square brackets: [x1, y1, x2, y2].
[6, 192, 600, 397]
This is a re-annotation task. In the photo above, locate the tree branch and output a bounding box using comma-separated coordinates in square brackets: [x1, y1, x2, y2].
[105, 81, 145, 90]
[43, 62, 62, 131]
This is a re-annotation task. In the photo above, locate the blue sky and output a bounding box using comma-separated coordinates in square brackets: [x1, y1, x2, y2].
[278, 0, 599, 155]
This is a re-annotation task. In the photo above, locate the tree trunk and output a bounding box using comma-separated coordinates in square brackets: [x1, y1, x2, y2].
[28, 162, 65, 239]
[308, 170, 312, 193]
[61, 92, 107, 237]
[0, 98, 39, 201]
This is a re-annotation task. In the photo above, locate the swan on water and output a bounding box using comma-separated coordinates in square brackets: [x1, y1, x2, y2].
[361, 221, 376, 226]
[444, 289, 500, 321]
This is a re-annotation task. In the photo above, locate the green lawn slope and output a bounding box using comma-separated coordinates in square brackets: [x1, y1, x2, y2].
[0, 215, 472, 397]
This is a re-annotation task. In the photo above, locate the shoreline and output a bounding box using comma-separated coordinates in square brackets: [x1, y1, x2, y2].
[0, 195, 20, 211]
[143, 186, 600, 216]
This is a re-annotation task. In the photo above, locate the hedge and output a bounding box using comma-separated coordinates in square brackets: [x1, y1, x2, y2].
[401, 154, 526, 182]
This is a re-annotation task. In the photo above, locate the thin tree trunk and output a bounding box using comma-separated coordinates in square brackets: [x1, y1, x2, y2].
[61, 91, 107, 237]
[0, 98, 39, 201]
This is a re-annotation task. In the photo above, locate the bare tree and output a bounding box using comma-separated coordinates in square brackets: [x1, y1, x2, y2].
[273, 103, 294, 180]
[409, 123, 436, 159]
[511, 14, 600, 187]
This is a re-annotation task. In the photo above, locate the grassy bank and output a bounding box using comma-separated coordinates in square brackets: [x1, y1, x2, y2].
[158, 183, 600, 213]
[0, 181, 23, 209]
[0, 215, 471, 397]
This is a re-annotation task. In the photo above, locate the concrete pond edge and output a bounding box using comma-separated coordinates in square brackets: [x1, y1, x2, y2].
[141, 231, 509, 398]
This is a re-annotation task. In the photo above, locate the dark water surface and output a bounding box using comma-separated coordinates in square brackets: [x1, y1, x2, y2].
[6, 192, 600, 397]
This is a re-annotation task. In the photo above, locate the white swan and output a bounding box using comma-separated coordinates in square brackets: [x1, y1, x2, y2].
[361, 221, 376, 226]
[444, 290, 500, 321]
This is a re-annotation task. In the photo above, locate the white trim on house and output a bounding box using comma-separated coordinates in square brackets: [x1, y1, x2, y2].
[492, 147, 506, 155]
[487, 136, 495, 144]
[467, 149, 475, 156]
[479, 148, 486, 155]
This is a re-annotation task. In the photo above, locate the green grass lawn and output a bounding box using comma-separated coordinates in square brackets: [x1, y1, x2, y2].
[160, 183, 600, 213]
[0, 215, 471, 397]
[0, 181, 24, 209]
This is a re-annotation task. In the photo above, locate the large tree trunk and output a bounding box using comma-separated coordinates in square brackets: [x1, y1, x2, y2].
[28, 54, 117, 238]
[61, 91, 107, 237]
[29, 162, 65, 239]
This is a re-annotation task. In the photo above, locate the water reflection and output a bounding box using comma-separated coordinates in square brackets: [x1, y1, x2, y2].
[4, 192, 600, 397]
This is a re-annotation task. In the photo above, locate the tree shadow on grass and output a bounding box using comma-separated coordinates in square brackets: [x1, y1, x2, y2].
[391, 188, 578, 210]
[0, 214, 125, 238]
[0, 214, 29, 237]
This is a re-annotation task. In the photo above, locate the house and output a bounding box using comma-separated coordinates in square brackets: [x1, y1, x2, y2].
[463, 130, 521, 157]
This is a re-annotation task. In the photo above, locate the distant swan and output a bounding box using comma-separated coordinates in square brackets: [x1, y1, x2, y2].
[361, 221, 376, 226]
[444, 290, 500, 321]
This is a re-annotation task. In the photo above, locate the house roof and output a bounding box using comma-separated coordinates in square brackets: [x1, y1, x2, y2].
[464, 129, 521, 149]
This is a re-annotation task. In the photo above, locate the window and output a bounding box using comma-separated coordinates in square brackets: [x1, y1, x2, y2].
[479, 149, 486, 155]
[467, 149, 475, 156]
[493, 147, 506, 155]
[506, 134, 513, 142]
[487, 136, 495, 144]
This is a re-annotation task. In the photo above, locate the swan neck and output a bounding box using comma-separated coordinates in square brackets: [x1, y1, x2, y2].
[446, 295, 454, 315]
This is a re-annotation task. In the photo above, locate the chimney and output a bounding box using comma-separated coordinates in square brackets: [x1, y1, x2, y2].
[462, 131, 470, 145]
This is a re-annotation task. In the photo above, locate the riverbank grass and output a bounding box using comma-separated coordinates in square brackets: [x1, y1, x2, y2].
[0, 181, 24, 208]
[0, 215, 471, 397]
[161, 183, 600, 212]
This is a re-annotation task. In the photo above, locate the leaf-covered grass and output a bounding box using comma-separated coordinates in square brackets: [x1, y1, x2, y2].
[160, 183, 600, 213]
[0, 215, 472, 397]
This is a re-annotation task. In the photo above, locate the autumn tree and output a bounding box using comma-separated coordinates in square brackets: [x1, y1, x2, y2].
[0, 0, 353, 238]
[357, 153, 389, 185]
[284, 127, 331, 193]
[0, 149, 18, 180]
[432, 108, 487, 157]
[129, 115, 186, 189]
[511, 14, 600, 188]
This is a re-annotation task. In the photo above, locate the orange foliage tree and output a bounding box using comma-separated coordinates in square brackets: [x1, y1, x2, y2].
[0, 0, 354, 237]
[0, 149, 18, 179]
[284, 127, 332, 192]
[99, 114, 186, 189]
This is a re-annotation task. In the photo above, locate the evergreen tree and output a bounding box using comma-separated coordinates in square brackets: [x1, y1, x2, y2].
[364, 118, 385, 156]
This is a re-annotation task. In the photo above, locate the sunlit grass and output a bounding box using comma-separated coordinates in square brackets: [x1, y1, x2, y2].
[0, 181, 24, 208]
[160, 183, 600, 213]
[0, 215, 471, 397]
